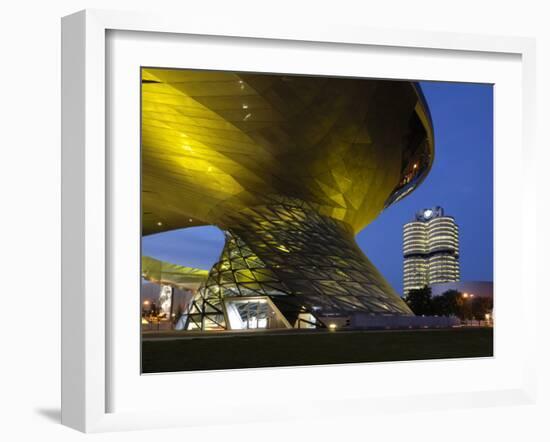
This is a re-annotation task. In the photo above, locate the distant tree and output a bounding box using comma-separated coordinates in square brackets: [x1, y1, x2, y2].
[431, 289, 461, 317]
[454, 292, 482, 321]
[404, 286, 432, 316]
[472, 297, 493, 322]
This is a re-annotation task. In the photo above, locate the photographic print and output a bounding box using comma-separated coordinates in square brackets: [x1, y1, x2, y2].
[140, 68, 493, 373]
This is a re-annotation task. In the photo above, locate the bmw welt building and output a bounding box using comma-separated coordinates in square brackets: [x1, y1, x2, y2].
[141, 69, 435, 330]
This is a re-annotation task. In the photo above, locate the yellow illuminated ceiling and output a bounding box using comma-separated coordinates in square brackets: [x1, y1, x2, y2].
[141, 255, 208, 288]
[142, 68, 434, 235]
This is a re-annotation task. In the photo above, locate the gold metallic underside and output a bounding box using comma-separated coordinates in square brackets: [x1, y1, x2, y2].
[141, 255, 208, 288]
[142, 69, 433, 236]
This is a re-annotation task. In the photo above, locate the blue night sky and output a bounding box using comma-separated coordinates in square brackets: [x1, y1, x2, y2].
[142, 80, 494, 295]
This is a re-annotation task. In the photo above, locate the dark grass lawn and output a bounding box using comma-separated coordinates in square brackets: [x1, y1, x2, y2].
[141, 328, 493, 373]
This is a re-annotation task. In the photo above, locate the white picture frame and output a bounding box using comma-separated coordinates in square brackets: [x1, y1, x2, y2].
[61, 9, 538, 433]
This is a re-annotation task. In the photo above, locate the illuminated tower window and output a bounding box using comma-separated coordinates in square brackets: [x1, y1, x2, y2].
[403, 206, 460, 294]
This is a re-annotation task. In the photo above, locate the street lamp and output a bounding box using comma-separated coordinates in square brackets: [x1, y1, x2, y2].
[461, 293, 474, 325]
[461, 293, 468, 324]
[142, 300, 150, 315]
[142, 300, 151, 329]
[143, 300, 150, 314]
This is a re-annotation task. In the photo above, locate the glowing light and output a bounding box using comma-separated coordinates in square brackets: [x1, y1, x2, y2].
[242, 104, 248, 109]
[157, 221, 163, 226]
[328, 323, 337, 330]
[243, 113, 252, 121]
[413, 163, 418, 169]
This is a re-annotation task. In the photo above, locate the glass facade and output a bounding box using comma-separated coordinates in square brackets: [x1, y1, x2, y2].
[185, 197, 414, 330]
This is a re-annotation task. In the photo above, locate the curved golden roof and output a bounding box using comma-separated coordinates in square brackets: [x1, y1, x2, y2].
[141, 255, 208, 288]
[142, 69, 434, 235]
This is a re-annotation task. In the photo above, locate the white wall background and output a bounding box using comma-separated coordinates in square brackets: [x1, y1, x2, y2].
[0, 1, 548, 440]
